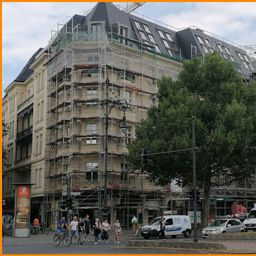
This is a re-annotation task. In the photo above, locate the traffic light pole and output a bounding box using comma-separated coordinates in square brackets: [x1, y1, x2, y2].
[192, 117, 198, 242]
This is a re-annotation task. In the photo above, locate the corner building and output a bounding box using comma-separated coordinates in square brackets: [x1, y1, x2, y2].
[3, 3, 256, 227]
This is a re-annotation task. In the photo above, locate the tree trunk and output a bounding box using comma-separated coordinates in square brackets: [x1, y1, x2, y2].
[203, 186, 211, 227]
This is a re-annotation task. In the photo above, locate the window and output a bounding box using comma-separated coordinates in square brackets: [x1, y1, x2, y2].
[143, 24, 151, 34]
[86, 102, 98, 107]
[91, 23, 102, 40]
[139, 31, 147, 41]
[85, 162, 98, 182]
[217, 44, 224, 52]
[204, 38, 211, 47]
[196, 35, 204, 45]
[243, 55, 249, 62]
[86, 124, 97, 134]
[87, 88, 97, 97]
[81, 68, 99, 77]
[249, 63, 255, 71]
[124, 91, 132, 105]
[86, 137, 97, 144]
[88, 55, 99, 62]
[154, 45, 161, 53]
[134, 20, 142, 30]
[120, 26, 128, 37]
[230, 55, 235, 61]
[162, 39, 170, 48]
[148, 34, 156, 44]
[243, 61, 249, 69]
[118, 71, 135, 83]
[165, 33, 173, 42]
[237, 52, 243, 60]
[157, 30, 165, 39]
[167, 49, 173, 57]
[209, 48, 214, 53]
[202, 45, 209, 53]
[224, 46, 231, 55]
[165, 218, 173, 225]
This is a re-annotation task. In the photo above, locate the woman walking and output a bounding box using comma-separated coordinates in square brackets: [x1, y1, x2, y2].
[113, 219, 121, 244]
[93, 218, 101, 245]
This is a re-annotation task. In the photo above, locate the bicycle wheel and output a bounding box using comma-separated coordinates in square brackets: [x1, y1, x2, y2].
[63, 234, 72, 247]
[53, 234, 61, 247]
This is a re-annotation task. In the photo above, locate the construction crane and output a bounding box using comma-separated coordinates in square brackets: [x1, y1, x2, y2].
[123, 2, 145, 13]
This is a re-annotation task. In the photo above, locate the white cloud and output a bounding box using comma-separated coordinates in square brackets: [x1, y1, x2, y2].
[160, 3, 256, 46]
[3, 2, 96, 89]
[3, 2, 256, 92]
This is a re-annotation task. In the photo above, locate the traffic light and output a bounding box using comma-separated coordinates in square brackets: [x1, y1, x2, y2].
[189, 190, 194, 200]
[196, 190, 200, 204]
[141, 148, 149, 164]
[67, 198, 73, 209]
[189, 189, 201, 203]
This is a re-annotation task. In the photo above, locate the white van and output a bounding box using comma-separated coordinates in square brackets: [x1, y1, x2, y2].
[141, 215, 191, 239]
[243, 208, 256, 231]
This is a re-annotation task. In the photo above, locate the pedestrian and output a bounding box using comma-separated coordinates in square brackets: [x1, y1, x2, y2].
[131, 215, 138, 236]
[93, 218, 101, 245]
[113, 219, 121, 244]
[84, 214, 91, 242]
[57, 216, 68, 233]
[101, 219, 110, 243]
[158, 216, 165, 239]
[70, 216, 79, 244]
[78, 217, 85, 244]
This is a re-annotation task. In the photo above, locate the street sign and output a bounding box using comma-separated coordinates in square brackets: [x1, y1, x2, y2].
[187, 211, 201, 224]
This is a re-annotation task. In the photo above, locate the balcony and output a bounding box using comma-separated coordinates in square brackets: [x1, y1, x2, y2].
[17, 95, 34, 113]
[16, 126, 33, 141]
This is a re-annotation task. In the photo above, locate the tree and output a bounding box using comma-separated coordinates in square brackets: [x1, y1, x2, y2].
[128, 53, 256, 226]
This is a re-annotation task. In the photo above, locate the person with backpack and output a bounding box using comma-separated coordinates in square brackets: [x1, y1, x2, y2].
[158, 216, 165, 239]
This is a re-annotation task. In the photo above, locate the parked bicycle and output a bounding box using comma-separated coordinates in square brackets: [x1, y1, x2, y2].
[53, 230, 72, 247]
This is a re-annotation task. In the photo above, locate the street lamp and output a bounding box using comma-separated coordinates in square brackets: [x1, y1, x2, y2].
[102, 74, 129, 220]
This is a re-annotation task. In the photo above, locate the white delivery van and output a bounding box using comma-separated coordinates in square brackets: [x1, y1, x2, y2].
[141, 215, 191, 239]
[243, 208, 256, 231]
[164, 215, 192, 237]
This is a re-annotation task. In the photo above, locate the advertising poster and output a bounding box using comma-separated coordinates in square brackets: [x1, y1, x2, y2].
[15, 186, 31, 229]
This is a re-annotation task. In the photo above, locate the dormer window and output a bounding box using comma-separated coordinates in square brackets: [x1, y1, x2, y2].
[143, 24, 151, 34]
[134, 20, 142, 30]
[196, 35, 204, 45]
[165, 33, 173, 42]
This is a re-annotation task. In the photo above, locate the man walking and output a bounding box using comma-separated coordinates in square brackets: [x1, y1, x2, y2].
[70, 216, 79, 244]
[84, 214, 91, 242]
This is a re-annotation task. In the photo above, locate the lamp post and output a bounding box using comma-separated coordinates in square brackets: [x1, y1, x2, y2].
[192, 116, 198, 243]
[102, 73, 128, 219]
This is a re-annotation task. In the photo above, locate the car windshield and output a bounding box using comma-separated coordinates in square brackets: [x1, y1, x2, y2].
[247, 210, 256, 218]
[150, 217, 161, 225]
[209, 219, 227, 227]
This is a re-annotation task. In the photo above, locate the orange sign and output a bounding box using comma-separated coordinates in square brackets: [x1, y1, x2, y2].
[15, 186, 31, 229]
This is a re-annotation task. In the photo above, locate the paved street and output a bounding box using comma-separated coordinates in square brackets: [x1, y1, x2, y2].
[3, 230, 256, 254]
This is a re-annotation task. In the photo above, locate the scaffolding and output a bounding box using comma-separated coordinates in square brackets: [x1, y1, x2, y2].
[43, 19, 183, 227]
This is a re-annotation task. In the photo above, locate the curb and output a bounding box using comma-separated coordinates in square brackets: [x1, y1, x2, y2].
[208, 232, 256, 240]
[128, 240, 227, 251]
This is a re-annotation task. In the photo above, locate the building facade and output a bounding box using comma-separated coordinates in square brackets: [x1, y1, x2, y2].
[3, 3, 256, 227]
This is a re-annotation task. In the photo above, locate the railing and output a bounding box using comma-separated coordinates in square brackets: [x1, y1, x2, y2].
[17, 95, 34, 112]
[16, 126, 33, 140]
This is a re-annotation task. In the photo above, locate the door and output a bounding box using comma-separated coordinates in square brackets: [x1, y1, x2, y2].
[164, 218, 182, 236]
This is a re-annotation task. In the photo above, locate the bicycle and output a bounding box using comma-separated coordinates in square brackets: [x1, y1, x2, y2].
[31, 225, 40, 235]
[53, 229, 72, 247]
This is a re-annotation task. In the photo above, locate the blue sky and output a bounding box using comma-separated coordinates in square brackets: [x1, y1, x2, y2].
[3, 2, 256, 94]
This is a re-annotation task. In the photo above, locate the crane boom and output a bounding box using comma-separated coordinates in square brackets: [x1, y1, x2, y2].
[123, 2, 145, 13]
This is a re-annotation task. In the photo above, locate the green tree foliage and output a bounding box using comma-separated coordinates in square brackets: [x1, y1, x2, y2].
[128, 53, 256, 225]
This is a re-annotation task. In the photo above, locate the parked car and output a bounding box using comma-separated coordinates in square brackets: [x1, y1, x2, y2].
[243, 208, 256, 231]
[141, 215, 191, 239]
[202, 218, 245, 238]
